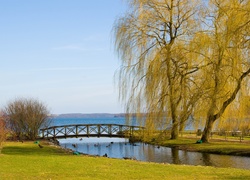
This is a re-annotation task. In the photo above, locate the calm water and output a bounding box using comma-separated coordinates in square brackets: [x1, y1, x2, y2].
[52, 117, 250, 169]
[50, 117, 137, 126]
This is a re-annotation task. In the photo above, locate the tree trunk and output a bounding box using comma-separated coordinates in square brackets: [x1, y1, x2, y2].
[171, 118, 179, 139]
[179, 112, 190, 132]
[201, 68, 250, 143]
[201, 115, 215, 143]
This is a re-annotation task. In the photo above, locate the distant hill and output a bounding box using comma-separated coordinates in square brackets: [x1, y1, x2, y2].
[52, 113, 126, 118]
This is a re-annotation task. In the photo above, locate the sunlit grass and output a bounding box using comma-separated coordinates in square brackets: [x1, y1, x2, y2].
[132, 130, 250, 157]
[0, 141, 250, 179]
[149, 135, 250, 156]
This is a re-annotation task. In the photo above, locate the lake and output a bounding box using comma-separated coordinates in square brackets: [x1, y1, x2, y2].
[51, 117, 250, 169]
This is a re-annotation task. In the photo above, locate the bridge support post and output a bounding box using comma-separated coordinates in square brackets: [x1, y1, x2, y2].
[64, 127, 67, 138]
[76, 125, 78, 138]
[87, 125, 89, 137]
[53, 127, 56, 139]
[119, 125, 122, 135]
[108, 125, 111, 137]
[98, 125, 100, 137]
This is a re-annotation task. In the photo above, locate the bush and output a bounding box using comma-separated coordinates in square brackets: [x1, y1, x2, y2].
[3, 98, 51, 140]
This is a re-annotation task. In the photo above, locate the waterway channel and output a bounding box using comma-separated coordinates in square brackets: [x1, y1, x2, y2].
[58, 137, 250, 170]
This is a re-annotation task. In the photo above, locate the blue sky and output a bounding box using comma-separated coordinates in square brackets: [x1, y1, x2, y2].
[0, 0, 127, 114]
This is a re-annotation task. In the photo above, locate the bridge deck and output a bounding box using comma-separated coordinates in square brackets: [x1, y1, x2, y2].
[40, 124, 145, 139]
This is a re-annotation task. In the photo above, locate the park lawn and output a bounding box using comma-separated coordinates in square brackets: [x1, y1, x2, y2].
[0, 141, 250, 179]
[156, 137, 250, 156]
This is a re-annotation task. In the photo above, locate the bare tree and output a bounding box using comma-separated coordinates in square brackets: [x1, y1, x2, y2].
[0, 112, 7, 153]
[4, 98, 51, 140]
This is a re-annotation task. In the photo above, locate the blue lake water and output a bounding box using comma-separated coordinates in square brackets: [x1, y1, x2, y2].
[50, 117, 250, 170]
[50, 117, 137, 126]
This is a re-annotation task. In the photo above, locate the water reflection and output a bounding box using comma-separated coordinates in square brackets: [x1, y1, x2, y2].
[171, 148, 180, 164]
[202, 153, 213, 166]
[59, 137, 250, 170]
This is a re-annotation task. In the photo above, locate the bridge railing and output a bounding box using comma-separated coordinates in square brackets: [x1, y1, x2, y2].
[39, 124, 145, 139]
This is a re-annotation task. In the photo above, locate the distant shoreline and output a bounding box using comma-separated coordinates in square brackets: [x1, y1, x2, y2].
[50, 113, 126, 118]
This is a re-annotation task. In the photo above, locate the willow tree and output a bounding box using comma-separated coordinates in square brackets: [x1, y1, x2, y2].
[197, 0, 250, 142]
[217, 87, 250, 136]
[113, 0, 202, 139]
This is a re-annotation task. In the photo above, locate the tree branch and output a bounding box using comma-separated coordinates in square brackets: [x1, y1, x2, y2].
[214, 67, 250, 120]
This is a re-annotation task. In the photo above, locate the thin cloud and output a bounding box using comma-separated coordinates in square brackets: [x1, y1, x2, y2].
[52, 45, 106, 51]
[35, 67, 107, 71]
[52, 45, 87, 51]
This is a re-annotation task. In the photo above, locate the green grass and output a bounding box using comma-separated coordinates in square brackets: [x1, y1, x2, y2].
[1, 141, 250, 179]
[154, 137, 250, 156]
[142, 132, 250, 156]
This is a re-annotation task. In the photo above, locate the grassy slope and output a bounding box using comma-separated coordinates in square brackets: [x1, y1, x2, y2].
[156, 137, 250, 156]
[0, 141, 250, 179]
